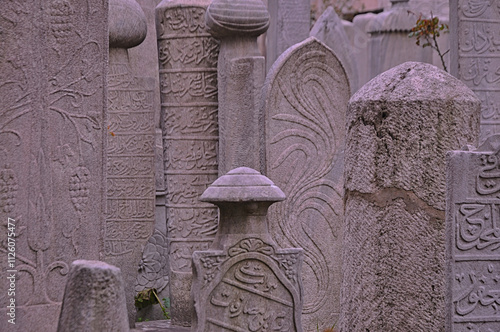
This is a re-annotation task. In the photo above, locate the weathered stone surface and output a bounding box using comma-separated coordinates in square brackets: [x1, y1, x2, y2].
[156, 0, 219, 326]
[451, 0, 500, 143]
[446, 136, 500, 332]
[206, 0, 268, 175]
[57, 260, 129, 332]
[107, 1, 155, 326]
[262, 36, 349, 331]
[266, 0, 310, 72]
[342, 61, 480, 331]
[192, 167, 303, 332]
[0, 1, 108, 331]
[310, 6, 358, 93]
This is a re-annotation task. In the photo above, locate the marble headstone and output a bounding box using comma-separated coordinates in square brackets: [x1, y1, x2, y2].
[262, 36, 349, 331]
[192, 167, 304, 332]
[446, 136, 500, 332]
[57, 260, 129, 332]
[155, 0, 219, 326]
[451, 0, 500, 143]
[0, 1, 108, 331]
[342, 62, 479, 331]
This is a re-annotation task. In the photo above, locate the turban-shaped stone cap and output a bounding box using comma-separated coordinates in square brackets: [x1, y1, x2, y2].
[200, 167, 285, 203]
[206, 0, 270, 37]
[109, 0, 147, 48]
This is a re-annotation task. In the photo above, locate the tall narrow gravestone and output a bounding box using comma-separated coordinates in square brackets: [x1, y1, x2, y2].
[107, 0, 156, 325]
[155, 0, 220, 326]
[192, 167, 304, 332]
[451, 0, 500, 142]
[446, 136, 500, 332]
[342, 62, 479, 331]
[0, 1, 108, 331]
[262, 37, 349, 331]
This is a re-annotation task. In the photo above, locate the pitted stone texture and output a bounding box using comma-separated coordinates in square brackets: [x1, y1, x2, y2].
[57, 260, 129, 332]
[310, 6, 358, 93]
[109, 0, 147, 48]
[445, 136, 500, 332]
[192, 168, 303, 332]
[262, 36, 348, 331]
[342, 61, 479, 332]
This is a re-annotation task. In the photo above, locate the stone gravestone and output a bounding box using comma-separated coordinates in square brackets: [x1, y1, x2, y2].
[262, 36, 349, 331]
[266, 0, 310, 72]
[192, 167, 304, 332]
[310, 6, 359, 93]
[451, 0, 500, 143]
[57, 260, 129, 332]
[107, 0, 156, 325]
[342, 62, 479, 331]
[155, 0, 220, 326]
[0, 1, 108, 331]
[446, 136, 500, 332]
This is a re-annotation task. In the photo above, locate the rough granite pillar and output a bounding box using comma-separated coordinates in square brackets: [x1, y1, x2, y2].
[0, 1, 108, 331]
[446, 136, 500, 332]
[342, 62, 480, 331]
[266, 0, 310, 72]
[57, 260, 129, 332]
[192, 167, 304, 332]
[262, 37, 349, 331]
[451, 0, 500, 143]
[205, 0, 270, 175]
[155, 0, 220, 326]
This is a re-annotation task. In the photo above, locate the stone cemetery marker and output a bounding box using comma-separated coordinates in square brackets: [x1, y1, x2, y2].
[57, 260, 129, 332]
[107, 0, 156, 325]
[342, 62, 479, 331]
[0, 1, 108, 331]
[262, 36, 349, 331]
[206, 0, 269, 175]
[451, 0, 500, 143]
[192, 167, 304, 332]
[310, 6, 359, 93]
[446, 135, 500, 332]
[155, 0, 219, 326]
[266, 0, 310, 72]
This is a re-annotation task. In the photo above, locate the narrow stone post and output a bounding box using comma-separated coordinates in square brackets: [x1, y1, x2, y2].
[57, 260, 129, 332]
[205, 0, 270, 174]
[342, 62, 479, 331]
[192, 167, 304, 332]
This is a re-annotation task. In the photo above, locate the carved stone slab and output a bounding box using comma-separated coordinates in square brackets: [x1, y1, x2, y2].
[451, 0, 500, 143]
[446, 136, 500, 332]
[192, 167, 304, 332]
[262, 36, 349, 331]
[155, 0, 219, 326]
[0, 1, 108, 330]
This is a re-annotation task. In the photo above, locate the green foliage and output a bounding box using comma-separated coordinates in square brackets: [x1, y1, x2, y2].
[134, 288, 170, 320]
[408, 11, 450, 71]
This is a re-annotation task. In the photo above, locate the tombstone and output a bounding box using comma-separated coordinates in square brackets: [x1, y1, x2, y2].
[192, 167, 304, 332]
[0, 1, 108, 331]
[451, 0, 500, 143]
[57, 260, 129, 332]
[261, 36, 349, 331]
[342, 62, 480, 331]
[266, 0, 310, 72]
[446, 135, 500, 332]
[206, 0, 269, 175]
[107, 0, 156, 325]
[310, 6, 359, 93]
[155, 0, 220, 326]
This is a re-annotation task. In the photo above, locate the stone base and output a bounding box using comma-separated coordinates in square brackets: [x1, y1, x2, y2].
[131, 320, 190, 332]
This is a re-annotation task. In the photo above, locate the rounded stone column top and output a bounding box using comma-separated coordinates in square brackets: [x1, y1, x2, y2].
[200, 167, 285, 203]
[205, 0, 270, 37]
[109, 0, 147, 49]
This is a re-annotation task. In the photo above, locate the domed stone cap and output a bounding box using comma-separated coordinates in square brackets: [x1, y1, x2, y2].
[206, 0, 270, 37]
[200, 167, 285, 203]
[109, 0, 147, 49]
